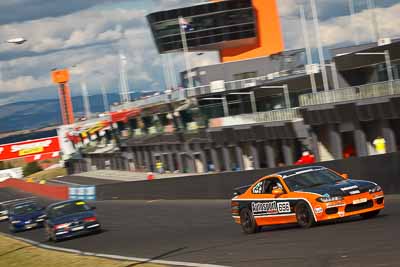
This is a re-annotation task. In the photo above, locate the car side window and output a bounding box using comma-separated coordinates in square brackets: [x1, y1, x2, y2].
[263, 178, 284, 194]
[252, 181, 264, 194]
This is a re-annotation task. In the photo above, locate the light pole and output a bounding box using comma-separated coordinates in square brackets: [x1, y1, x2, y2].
[178, 16, 194, 89]
[201, 97, 229, 117]
[260, 85, 291, 109]
[309, 0, 330, 92]
[299, 5, 317, 94]
[355, 50, 393, 92]
[348, 0, 359, 45]
[228, 92, 257, 113]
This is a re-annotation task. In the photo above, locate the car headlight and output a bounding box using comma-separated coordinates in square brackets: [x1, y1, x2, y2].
[369, 185, 382, 193]
[11, 220, 21, 224]
[317, 196, 344, 203]
[54, 223, 71, 230]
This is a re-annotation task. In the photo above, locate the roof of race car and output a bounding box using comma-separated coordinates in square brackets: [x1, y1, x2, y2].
[276, 166, 327, 179]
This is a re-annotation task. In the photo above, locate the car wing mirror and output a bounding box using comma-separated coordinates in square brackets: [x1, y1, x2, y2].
[341, 173, 349, 179]
[272, 188, 284, 197]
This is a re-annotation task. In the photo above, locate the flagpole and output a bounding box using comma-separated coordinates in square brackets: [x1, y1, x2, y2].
[178, 16, 194, 89]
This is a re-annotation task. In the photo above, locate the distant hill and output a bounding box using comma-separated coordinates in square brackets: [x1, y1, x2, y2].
[0, 93, 121, 132]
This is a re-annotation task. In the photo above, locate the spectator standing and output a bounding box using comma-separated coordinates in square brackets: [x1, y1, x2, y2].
[294, 151, 316, 165]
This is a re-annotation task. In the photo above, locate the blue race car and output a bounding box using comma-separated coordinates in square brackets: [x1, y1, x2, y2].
[0, 204, 9, 221]
[44, 199, 101, 242]
[8, 201, 46, 232]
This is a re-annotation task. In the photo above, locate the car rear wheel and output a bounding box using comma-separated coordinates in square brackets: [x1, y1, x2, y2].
[240, 208, 259, 234]
[9, 224, 16, 233]
[295, 201, 315, 228]
[360, 210, 380, 219]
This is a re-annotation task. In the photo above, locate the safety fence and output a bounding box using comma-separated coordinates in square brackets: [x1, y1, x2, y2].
[299, 80, 400, 106]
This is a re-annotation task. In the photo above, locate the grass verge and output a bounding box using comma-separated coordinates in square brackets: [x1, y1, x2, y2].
[27, 167, 67, 182]
[0, 234, 165, 267]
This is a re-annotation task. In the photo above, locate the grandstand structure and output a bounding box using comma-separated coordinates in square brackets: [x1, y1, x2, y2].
[65, 0, 400, 174]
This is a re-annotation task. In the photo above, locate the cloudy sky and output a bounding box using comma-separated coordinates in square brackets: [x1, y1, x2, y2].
[0, 0, 399, 106]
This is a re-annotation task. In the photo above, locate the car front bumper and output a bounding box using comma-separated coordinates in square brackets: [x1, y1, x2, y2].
[313, 192, 384, 222]
[54, 222, 101, 240]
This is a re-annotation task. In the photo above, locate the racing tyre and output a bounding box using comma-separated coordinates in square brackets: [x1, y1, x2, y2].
[295, 201, 315, 228]
[9, 224, 16, 233]
[240, 208, 259, 234]
[360, 210, 380, 219]
[46, 228, 58, 242]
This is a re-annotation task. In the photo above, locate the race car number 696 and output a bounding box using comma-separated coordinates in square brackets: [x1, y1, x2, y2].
[277, 202, 291, 213]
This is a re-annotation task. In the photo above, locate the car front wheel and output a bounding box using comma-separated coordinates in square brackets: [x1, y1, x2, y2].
[295, 201, 315, 228]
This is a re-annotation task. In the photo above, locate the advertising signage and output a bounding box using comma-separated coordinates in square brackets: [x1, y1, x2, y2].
[0, 137, 60, 161]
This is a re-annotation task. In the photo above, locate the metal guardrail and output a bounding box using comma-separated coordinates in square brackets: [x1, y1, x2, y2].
[111, 70, 306, 111]
[209, 108, 302, 128]
[299, 80, 400, 106]
[111, 90, 187, 111]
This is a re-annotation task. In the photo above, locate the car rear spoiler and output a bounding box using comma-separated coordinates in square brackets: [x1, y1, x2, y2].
[233, 184, 252, 196]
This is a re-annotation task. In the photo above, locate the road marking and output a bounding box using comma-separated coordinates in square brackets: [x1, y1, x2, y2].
[147, 200, 161, 203]
[0, 197, 36, 205]
[50, 180, 82, 186]
[1, 233, 230, 267]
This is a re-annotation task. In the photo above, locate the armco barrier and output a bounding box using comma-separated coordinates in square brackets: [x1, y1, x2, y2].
[95, 152, 400, 200]
[0, 178, 69, 200]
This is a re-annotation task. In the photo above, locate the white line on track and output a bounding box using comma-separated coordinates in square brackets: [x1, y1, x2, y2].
[0, 196, 36, 205]
[49, 180, 82, 186]
[1, 233, 230, 267]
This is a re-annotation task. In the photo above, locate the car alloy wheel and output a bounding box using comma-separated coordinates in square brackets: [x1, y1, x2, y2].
[240, 208, 259, 234]
[296, 201, 315, 228]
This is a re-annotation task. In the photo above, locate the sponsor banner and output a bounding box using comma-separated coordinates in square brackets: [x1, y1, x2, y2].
[251, 200, 292, 216]
[69, 186, 96, 201]
[0, 137, 60, 161]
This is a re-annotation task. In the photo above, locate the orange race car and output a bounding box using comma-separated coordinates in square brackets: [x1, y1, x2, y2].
[231, 166, 384, 234]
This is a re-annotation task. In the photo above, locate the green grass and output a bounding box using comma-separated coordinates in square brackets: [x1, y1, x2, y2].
[0, 234, 165, 267]
[27, 167, 67, 182]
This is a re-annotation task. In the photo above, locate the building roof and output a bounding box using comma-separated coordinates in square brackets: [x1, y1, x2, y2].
[333, 39, 400, 71]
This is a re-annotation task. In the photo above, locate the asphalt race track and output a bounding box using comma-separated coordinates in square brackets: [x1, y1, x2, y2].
[1, 188, 400, 267]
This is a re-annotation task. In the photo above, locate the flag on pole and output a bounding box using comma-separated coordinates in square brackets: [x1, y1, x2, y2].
[178, 17, 194, 31]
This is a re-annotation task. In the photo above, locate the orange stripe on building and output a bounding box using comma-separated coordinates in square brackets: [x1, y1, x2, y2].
[219, 0, 284, 63]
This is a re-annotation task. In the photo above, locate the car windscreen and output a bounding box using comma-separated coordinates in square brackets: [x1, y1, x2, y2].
[284, 169, 344, 191]
[49, 201, 91, 218]
[11, 203, 39, 215]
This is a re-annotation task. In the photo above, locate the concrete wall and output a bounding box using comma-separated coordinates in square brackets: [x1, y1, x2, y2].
[95, 152, 400, 200]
